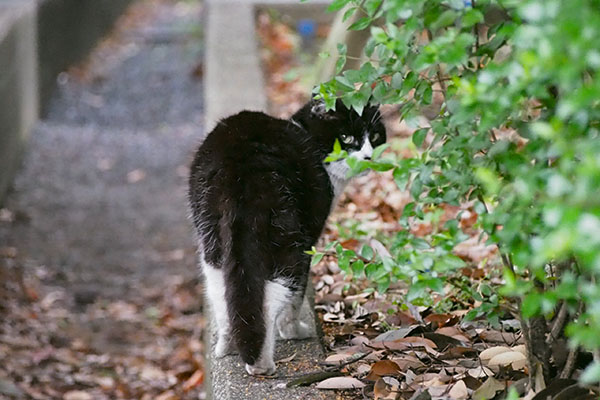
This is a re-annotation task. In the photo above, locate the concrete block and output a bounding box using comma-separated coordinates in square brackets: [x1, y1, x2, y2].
[0, 0, 38, 204]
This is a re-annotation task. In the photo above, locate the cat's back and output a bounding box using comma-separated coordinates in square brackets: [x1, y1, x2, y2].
[195, 111, 301, 166]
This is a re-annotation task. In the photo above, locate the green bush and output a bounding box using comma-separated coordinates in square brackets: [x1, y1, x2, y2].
[314, 0, 600, 386]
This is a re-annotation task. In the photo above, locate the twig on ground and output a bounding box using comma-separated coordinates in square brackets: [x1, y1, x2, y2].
[559, 346, 579, 379]
[286, 371, 343, 387]
[547, 301, 569, 345]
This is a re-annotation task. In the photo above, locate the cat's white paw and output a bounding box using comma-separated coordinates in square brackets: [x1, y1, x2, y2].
[278, 320, 312, 339]
[214, 336, 235, 358]
[295, 321, 312, 339]
[245, 360, 276, 376]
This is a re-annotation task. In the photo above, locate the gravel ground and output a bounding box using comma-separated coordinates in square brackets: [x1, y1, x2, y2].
[1, 0, 203, 299]
[0, 1, 209, 398]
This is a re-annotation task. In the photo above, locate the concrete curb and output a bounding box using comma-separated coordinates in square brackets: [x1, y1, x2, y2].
[0, 0, 132, 204]
[0, 0, 38, 206]
[203, 1, 336, 399]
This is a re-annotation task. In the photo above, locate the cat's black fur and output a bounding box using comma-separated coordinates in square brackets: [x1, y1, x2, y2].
[188, 99, 386, 373]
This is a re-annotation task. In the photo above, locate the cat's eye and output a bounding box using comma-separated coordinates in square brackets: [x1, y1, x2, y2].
[372, 132, 381, 142]
[340, 134, 353, 145]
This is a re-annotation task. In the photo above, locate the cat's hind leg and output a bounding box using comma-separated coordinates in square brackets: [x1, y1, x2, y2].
[202, 261, 235, 357]
[244, 279, 291, 375]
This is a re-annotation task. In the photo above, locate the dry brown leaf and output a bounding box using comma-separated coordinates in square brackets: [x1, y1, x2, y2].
[323, 353, 352, 365]
[435, 326, 471, 343]
[424, 313, 459, 328]
[449, 380, 469, 400]
[276, 352, 297, 364]
[467, 366, 494, 379]
[440, 346, 477, 360]
[372, 326, 417, 343]
[488, 351, 526, 370]
[366, 360, 402, 381]
[479, 346, 511, 361]
[182, 369, 204, 392]
[155, 390, 179, 400]
[512, 344, 527, 357]
[374, 378, 392, 399]
[473, 377, 504, 400]
[63, 391, 93, 400]
[316, 376, 366, 390]
[389, 355, 426, 371]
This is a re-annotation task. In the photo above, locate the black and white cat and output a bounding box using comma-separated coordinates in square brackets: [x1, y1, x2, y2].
[188, 99, 386, 375]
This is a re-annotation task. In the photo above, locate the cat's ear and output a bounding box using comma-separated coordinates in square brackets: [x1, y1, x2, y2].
[310, 99, 336, 120]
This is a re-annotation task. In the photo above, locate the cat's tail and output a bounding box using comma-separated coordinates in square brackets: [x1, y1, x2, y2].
[221, 210, 268, 366]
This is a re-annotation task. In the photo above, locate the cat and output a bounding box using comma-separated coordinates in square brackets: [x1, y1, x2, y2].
[188, 98, 386, 375]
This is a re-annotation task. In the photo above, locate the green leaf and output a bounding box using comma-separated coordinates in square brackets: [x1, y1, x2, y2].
[360, 245, 374, 260]
[371, 26, 388, 43]
[365, 0, 383, 17]
[335, 55, 347, 74]
[333, 138, 342, 154]
[391, 72, 403, 89]
[342, 6, 358, 22]
[436, 254, 466, 271]
[351, 260, 365, 276]
[422, 85, 433, 105]
[431, 9, 458, 30]
[318, 51, 330, 59]
[521, 292, 542, 318]
[327, 0, 351, 12]
[412, 128, 428, 147]
[372, 81, 387, 101]
[462, 8, 484, 27]
[372, 143, 389, 160]
[349, 17, 372, 31]
[311, 253, 324, 266]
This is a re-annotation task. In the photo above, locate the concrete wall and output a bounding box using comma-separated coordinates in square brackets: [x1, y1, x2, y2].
[0, 0, 132, 204]
[0, 1, 38, 205]
[37, 0, 132, 113]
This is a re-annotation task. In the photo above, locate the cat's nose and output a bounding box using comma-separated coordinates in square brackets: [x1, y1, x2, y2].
[364, 155, 371, 161]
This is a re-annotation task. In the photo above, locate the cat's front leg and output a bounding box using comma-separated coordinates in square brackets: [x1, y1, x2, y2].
[245, 279, 293, 375]
[276, 292, 311, 340]
[214, 331, 235, 358]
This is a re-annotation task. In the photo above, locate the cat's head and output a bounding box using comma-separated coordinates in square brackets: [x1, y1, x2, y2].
[292, 98, 387, 161]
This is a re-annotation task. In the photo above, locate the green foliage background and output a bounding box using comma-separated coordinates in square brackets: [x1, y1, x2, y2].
[313, 0, 600, 383]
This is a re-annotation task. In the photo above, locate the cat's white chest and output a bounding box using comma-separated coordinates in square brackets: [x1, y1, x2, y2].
[324, 160, 351, 200]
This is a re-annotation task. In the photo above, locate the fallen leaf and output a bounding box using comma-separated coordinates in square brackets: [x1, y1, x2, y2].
[467, 366, 494, 378]
[449, 380, 469, 400]
[366, 360, 402, 381]
[488, 351, 526, 370]
[63, 390, 93, 400]
[473, 377, 504, 400]
[424, 313, 459, 328]
[127, 169, 146, 183]
[182, 369, 204, 391]
[277, 352, 297, 364]
[316, 376, 366, 390]
[512, 344, 527, 357]
[374, 378, 392, 399]
[479, 346, 511, 361]
[372, 327, 416, 343]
